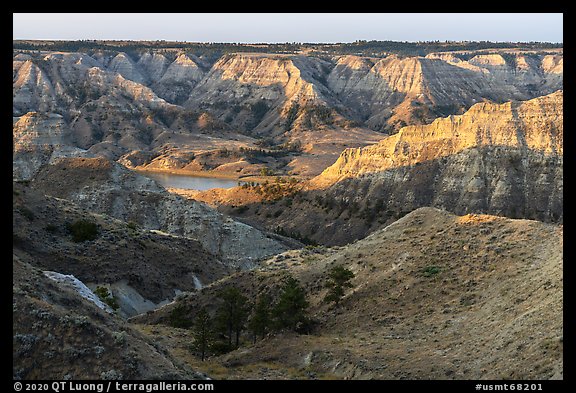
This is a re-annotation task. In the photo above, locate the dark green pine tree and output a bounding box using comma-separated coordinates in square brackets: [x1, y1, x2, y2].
[272, 276, 309, 332]
[324, 265, 355, 306]
[168, 303, 193, 329]
[248, 293, 272, 343]
[214, 286, 250, 349]
[191, 308, 213, 361]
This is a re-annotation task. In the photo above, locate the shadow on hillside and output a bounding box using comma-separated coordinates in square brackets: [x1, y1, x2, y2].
[226, 145, 563, 247]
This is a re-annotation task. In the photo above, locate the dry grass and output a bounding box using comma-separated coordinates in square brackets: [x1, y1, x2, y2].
[137, 207, 562, 380]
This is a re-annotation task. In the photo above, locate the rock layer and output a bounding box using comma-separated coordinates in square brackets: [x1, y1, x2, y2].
[238, 92, 563, 246]
[30, 157, 290, 267]
[316, 91, 563, 184]
[13, 48, 563, 150]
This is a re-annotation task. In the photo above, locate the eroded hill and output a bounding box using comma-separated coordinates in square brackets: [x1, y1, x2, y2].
[13, 181, 235, 316]
[12, 40, 563, 381]
[13, 45, 562, 178]
[133, 207, 563, 380]
[202, 91, 563, 246]
[26, 156, 293, 267]
[13, 252, 210, 380]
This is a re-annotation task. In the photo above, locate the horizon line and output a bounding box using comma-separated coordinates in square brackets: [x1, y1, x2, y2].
[12, 39, 564, 44]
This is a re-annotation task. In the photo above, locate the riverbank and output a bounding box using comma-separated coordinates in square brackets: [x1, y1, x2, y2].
[133, 167, 300, 185]
[133, 167, 242, 180]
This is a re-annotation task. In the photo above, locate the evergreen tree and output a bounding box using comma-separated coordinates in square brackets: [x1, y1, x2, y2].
[272, 276, 309, 332]
[324, 265, 355, 306]
[191, 308, 212, 361]
[214, 286, 250, 349]
[168, 303, 193, 329]
[93, 286, 120, 311]
[248, 293, 272, 343]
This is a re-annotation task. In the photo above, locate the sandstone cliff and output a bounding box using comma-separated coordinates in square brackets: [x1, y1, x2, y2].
[328, 52, 563, 131]
[137, 52, 169, 83]
[13, 58, 58, 114]
[108, 52, 147, 84]
[231, 92, 563, 246]
[183, 53, 340, 135]
[316, 90, 563, 184]
[13, 112, 70, 179]
[13, 48, 563, 154]
[154, 53, 205, 104]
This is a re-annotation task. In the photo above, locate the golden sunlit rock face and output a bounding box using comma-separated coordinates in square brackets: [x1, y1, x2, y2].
[314, 91, 563, 186]
[12, 40, 563, 381]
[226, 91, 562, 247]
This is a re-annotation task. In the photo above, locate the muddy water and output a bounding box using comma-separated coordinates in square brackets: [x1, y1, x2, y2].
[142, 172, 241, 191]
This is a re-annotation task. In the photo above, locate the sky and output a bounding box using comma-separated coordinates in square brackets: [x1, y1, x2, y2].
[13, 13, 563, 43]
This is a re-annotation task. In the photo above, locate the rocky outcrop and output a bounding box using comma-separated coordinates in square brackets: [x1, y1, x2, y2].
[315, 91, 563, 184]
[328, 52, 563, 131]
[540, 54, 563, 90]
[13, 59, 58, 114]
[154, 53, 205, 104]
[13, 112, 78, 180]
[108, 52, 147, 84]
[13, 180, 234, 317]
[13, 254, 206, 379]
[12, 47, 563, 162]
[183, 53, 339, 134]
[137, 52, 169, 83]
[30, 157, 290, 267]
[160, 53, 204, 83]
[240, 92, 563, 246]
[11, 50, 239, 161]
[315, 91, 563, 231]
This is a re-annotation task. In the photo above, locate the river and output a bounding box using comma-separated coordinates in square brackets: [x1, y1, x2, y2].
[142, 172, 242, 191]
